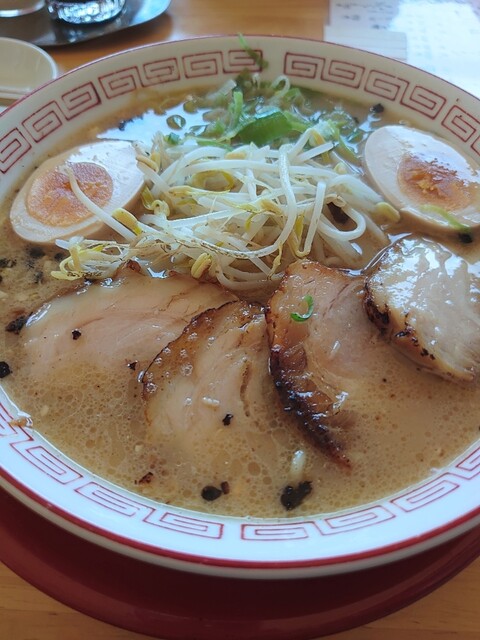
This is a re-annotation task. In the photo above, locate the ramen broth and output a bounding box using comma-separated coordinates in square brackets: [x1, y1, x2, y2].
[0, 85, 479, 518]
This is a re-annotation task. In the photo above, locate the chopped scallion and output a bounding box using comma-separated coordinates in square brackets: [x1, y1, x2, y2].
[165, 132, 181, 145]
[420, 204, 472, 240]
[166, 114, 186, 130]
[290, 295, 314, 322]
[238, 33, 268, 70]
[238, 110, 297, 145]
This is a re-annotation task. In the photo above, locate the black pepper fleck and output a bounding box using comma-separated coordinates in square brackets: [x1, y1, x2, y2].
[0, 258, 16, 269]
[118, 117, 135, 131]
[458, 232, 473, 244]
[280, 481, 313, 511]
[72, 329, 82, 340]
[0, 361, 12, 378]
[127, 361, 138, 371]
[27, 246, 45, 260]
[6, 315, 29, 334]
[201, 485, 223, 501]
[222, 413, 233, 426]
[370, 103, 384, 113]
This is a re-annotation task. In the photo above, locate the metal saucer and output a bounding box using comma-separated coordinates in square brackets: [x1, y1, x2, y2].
[0, 0, 170, 47]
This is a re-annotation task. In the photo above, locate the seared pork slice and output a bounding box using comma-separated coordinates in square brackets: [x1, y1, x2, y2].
[266, 260, 378, 465]
[364, 237, 480, 384]
[20, 264, 237, 377]
[143, 300, 298, 467]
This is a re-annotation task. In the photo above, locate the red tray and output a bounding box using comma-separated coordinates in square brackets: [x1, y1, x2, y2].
[1, 488, 479, 639]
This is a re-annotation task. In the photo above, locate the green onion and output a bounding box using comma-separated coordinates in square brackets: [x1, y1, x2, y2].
[317, 118, 359, 163]
[336, 136, 359, 164]
[290, 295, 314, 322]
[204, 119, 227, 137]
[183, 99, 198, 114]
[166, 114, 186, 130]
[420, 204, 472, 240]
[282, 87, 304, 106]
[225, 89, 244, 137]
[238, 33, 268, 70]
[283, 111, 311, 133]
[165, 132, 181, 145]
[238, 110, 299, 146]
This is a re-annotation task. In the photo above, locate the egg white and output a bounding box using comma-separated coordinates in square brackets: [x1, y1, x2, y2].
[363, 125, 480, 237]
[9, 140, 145, 244]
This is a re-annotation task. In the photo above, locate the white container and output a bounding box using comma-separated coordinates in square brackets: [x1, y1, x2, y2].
[0, 37, 58, 102]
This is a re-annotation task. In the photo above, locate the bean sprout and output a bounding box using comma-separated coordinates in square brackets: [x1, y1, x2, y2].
[53, 78, 399, 290]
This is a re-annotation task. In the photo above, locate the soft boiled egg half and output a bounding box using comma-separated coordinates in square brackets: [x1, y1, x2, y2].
[10, 140, 145, 244]
[363, 125, 480, 239]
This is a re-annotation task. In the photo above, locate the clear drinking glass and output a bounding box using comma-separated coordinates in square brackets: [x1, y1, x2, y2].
[46, 0, 125, 24]
[0, 0, 45, 17]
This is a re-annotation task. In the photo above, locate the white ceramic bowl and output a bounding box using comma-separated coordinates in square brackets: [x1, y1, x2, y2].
[0, 37, 57, 101]
[0, 35, 479, 579]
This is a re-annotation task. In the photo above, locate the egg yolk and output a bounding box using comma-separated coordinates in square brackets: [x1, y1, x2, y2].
[26, 161, 113, 228]
[398, 153, 473, 211]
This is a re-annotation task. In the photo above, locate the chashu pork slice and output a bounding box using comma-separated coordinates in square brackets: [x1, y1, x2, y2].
[364, 237, 480, 384]
[266, 260, 379, 465]
[20, 263, 237, 378]
[142, 300, 298, 465]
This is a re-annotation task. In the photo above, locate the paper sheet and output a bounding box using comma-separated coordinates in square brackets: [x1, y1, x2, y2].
[326, 0, 480, 97]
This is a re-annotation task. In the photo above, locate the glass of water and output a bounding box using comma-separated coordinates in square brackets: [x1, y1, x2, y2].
[46, 0, 126, 24]
[0, 0, 45, 17]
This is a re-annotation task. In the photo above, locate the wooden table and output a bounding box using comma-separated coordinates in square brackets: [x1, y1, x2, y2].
[1, 1, 479, 638]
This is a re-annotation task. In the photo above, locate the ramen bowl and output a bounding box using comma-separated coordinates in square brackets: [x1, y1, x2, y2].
[0, 35, 479, 579]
